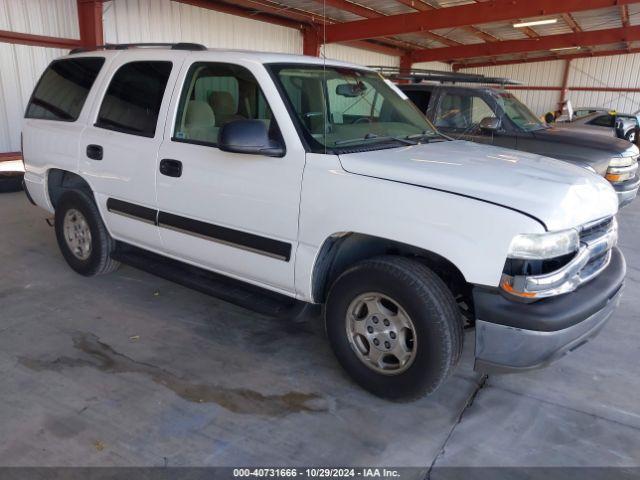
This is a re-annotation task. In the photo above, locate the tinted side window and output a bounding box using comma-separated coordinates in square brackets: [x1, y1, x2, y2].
[96, 61, 172, 138]
[435, 93, 495, 130]
[173, 62, 278, 146]
[588, 115, 614, 128]
[26, 58, 105, 121]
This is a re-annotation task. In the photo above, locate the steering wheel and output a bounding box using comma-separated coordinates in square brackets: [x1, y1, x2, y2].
[353, 117, 372, 124]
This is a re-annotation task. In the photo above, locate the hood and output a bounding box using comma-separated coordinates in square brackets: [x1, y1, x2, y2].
[338, 140, 618, 231]
[534, 126, 634, 154]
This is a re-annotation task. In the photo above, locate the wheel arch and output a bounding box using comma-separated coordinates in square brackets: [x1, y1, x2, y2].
[311, 232, 470, 306]
[47, 169, 95, 210]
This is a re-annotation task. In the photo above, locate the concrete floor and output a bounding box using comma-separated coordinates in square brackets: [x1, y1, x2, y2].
[0, 191, 639, 470]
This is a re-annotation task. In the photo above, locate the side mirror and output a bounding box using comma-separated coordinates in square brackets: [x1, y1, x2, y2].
[218, 119, 285, 157]
[479, 116, 501, 132]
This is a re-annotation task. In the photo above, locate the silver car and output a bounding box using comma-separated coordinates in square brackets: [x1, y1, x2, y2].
[557, 111, 638, 143]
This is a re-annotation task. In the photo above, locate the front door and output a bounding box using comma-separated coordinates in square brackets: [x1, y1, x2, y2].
[156, 60, 305, 294]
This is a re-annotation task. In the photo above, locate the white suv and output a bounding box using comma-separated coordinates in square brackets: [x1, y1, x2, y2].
[22, 44, 626, 400]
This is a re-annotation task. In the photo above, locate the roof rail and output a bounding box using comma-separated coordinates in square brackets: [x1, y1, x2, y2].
[370, 66, 521, 86]
[69, 42, 207, 54]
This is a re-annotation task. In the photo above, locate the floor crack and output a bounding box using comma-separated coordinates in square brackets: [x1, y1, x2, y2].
[425, 374, 488, 479]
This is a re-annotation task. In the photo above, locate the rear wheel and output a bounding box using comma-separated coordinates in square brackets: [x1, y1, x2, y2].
[325, 256, 463, 400]
[54, 190, 120, 276]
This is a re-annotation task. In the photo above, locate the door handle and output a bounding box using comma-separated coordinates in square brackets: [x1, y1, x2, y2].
[159, 159, 183, 178]
[86, 144, 103, 160]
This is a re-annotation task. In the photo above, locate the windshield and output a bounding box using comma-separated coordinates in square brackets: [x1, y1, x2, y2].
[268, 64, 439, 152]
[497, 93, 546, 132]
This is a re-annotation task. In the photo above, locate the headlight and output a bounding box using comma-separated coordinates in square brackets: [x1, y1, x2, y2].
[607, 156, 638, 183]
[609, 156, 635, 167]
[507, 229, 579, 260]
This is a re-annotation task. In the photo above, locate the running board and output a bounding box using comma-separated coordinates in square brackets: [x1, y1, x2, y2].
[112, 244, 319, 320]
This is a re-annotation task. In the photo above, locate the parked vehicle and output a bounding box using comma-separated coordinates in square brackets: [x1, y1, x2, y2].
[557, 109, 639, 143]
[22, 46, 625, 400]
[383, 68, 640, 208]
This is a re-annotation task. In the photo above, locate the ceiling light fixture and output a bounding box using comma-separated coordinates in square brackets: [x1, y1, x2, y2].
[550, 46, 582, 51]
[513, 18, 558, 28]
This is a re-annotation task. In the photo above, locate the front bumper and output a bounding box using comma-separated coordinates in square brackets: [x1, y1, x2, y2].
[613, 174, 639, 208]
[474, 247, 626, 373]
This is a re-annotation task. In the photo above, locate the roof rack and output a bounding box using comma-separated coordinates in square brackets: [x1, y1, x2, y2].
[69, 42, 207, 55]
[370, 66, 521, 86]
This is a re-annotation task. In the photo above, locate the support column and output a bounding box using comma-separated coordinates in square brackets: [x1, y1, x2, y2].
[558, 59, 572, 110]
[77, 0, 103, 48]
[303, 27, 321, 57]
[398, 53, 412, 83]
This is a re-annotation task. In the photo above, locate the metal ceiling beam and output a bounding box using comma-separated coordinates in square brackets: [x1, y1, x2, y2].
[409, 25, 640, 63]
[453, 46, 640, 69]
[317, 0, 461, 47]
[0, 29, 81, 49]
[323, 0, 640, 43]
[394, 0, 499, 42]
[562, 13, 582, 33]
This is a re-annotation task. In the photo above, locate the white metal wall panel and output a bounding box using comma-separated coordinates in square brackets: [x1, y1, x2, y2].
[0, 0, 79, 38]
[321, 43, 399, 67]
[102, 0, 302, 53]
[0, 0, 76, 152]
[0, 44, 66, 152]
[462, 61, 565, 86]
[412, 61, 452, 72]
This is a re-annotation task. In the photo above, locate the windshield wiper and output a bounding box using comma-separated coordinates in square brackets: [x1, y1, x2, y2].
[406, 130, 451, 143]
[334, 133, 418, 146]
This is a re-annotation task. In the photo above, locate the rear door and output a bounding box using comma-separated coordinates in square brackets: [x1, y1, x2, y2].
[80, 50, 186, 251]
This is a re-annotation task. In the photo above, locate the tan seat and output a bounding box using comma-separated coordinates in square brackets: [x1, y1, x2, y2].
[208, 91, 244, 126]
[184, 100, 218, 143]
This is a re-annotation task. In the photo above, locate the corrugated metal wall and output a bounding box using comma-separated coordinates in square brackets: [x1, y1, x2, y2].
[0, 0, 77, 152]
[102, 0, 302, 53]
[569, 54, 640, 114]
[461, 55, 640, 116]
[413, 61, 452, 72]
[321, 43, 398, 67]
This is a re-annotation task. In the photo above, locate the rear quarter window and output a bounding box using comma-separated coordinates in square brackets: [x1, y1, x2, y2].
[25, 57, 105, 121]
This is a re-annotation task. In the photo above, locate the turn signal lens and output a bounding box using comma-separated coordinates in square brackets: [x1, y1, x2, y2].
[500, 276, 537, 298]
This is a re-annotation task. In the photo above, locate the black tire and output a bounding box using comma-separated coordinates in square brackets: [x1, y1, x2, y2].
[0, 172, 24, 193]
[325, 256, 463, 401]
[625, 129, 637, 143]
[54, 189, 120, 276]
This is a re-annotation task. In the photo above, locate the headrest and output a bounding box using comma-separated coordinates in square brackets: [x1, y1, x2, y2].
[208, 91, 236, 116]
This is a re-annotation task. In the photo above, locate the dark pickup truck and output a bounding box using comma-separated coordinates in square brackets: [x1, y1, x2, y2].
[391, 72, 639, 208]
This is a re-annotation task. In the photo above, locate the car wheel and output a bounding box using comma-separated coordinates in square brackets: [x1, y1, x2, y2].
[54, 189, 120, 276]
[626, 130, 637, 143]
[325, 256, 463, 400]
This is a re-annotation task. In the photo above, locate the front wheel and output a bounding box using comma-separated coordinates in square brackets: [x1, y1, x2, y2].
[626, 130, 637, 143]
[54, 189, 120, 276]
[325, 256, 463, 400]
